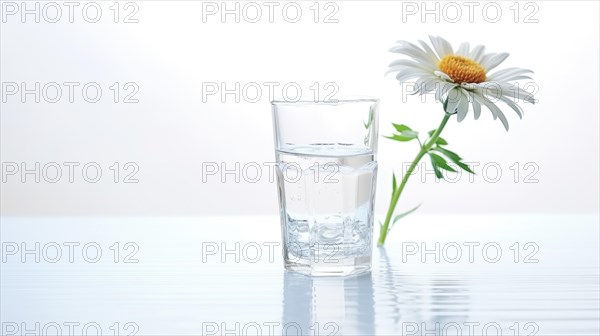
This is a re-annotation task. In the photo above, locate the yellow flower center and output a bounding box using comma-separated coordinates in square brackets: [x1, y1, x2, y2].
[438, 55, 486, 83]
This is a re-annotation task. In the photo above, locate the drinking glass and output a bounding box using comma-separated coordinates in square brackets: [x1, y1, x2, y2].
[272, 97, 379, 276]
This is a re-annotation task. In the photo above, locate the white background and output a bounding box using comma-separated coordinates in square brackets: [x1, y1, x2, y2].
[1, 0, 599, 216]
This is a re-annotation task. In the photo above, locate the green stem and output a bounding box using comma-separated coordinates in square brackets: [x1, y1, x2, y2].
[377, 113, 451, 246]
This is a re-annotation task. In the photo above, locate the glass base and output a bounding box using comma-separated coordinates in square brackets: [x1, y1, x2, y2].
[284, 256, 372, 277]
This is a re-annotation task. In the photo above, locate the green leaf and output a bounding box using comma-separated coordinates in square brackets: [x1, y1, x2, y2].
[432, 147, 474, 174]
[429, 153, 457, 173]
[433, 147, 462, 161]
[429, 155, 444, 179]
[392, 123, 412, 133]
[455, 161, 475, 174]
[392, 172, 397, 192]
[436, 137, 448, 146]
[392, 203, 423, 225]
[385, 134, 417, 142]
[389, 123, 419, 140]
[427, 130, 447, 145]
[402, 130, 419, 138]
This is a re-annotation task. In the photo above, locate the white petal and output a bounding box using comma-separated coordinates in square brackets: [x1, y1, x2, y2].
[499, 75, 532, 81]
[435, 82, 457, 103]
[438, 37, 455, 56]
[456, 42, 470, 57]
[498, 83, 536, 104]
[390, 43, 437, 69]
[389, 58, 437, 72]
[394, 68, 430, 83]
[472, 93, 497, 120]
[481, 52, 510, 72]
[469, 45, 486, 62]
[498, 96, 524, 119]
[389, 44, 427, 60]
[473, 82, 503, 100]
[473, 82, 535, 105]
[414, 76, 442, 95]
[495, 108, 509, 131]
[389, 67, 430, 76]
[445, 87, 462, 114]
[434, 70, 453, 82]
[389, 59, 422, 67]
[429, 35, 454, 59]
[461, 83, 479, 90]
[477, 94, 510, 130]
[456, 89, 470, 122]
[428, 36, 446, 59]
[488, 67, 534, 82]
[472, 94, 482, 119]
[385, 59, 433, 75]
[462, 82, 491, 90]
[418, 39, 441, 64]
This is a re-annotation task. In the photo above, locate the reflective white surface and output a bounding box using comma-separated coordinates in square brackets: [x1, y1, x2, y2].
[1, 215, 599, 335]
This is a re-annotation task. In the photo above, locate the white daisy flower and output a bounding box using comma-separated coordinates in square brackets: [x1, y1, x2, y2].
[387, 36, 536, 130]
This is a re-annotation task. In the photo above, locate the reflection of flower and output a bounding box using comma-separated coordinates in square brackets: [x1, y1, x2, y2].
[378, 36, 536, 246]
[387, 35, 535, 130]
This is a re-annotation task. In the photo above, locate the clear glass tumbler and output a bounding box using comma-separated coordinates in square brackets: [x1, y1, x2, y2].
[272, 97, 379, 276]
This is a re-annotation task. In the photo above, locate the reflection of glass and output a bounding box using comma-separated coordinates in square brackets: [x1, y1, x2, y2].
[283, 271, 375, 336]
[281, 248, 473, 335]
[272, 98, 379, 276]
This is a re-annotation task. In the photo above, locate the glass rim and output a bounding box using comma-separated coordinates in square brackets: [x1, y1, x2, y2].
[271, 95, 379, 105]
